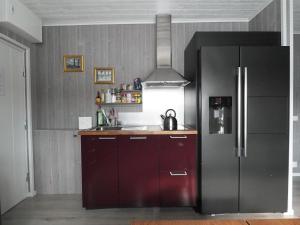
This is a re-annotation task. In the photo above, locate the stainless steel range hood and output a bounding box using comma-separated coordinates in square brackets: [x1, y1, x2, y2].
[142, 15, 190, 88]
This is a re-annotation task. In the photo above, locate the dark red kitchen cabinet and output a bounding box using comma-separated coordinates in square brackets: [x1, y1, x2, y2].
[159, 134, 197, 206]
[159, 135, 196, 171]
[118, 135, 160, 207]
[160, 170, 196, 206]
[81, 136, 118, 209]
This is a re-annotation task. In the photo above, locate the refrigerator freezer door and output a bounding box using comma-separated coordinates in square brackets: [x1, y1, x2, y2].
[239, 47, 289, 213]
[200, 46, 240, 213]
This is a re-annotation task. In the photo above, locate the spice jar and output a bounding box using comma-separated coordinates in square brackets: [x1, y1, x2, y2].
[116, 89, 121, 103]
[126, 93, 132, 103]
[121, 93, 127, 103]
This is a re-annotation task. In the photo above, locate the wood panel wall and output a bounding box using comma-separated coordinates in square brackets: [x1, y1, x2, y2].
[249, 0, 281, 32]
[32, 22, 248, 194]
[33, 130, 82, 194]
[294, 34, 300, 174]
[32, 22, 248, 130]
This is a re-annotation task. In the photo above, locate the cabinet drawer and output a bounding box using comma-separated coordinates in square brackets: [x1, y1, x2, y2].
[159, 135, 196, 171]
[83, 136, 118, 147]
[82, 136, 118, 159]
[159, 170, 196, 206]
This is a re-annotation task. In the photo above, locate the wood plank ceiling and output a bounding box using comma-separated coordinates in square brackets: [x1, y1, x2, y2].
[19, 0, 273, 26]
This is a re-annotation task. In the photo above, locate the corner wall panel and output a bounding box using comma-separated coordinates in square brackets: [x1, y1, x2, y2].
[249, 0, 281, 32]
[33, 130, 82, 194]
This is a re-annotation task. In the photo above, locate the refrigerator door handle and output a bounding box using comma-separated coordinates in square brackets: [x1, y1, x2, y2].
[243, 67, 248, 158]
[237, 67, 242, 158]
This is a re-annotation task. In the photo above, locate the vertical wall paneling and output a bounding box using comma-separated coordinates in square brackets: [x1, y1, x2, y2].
[33, 22, 248, 194]
[249, 0, 281, 32]
[294, 34, 300, 174]
[33, 130, 81, 194]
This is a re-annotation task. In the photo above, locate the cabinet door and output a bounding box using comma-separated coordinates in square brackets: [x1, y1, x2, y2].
[81, 136, 118, 209]
[240, 47, 289, 213]
[118, 135, 159, 207]
[160, 170, 196, 206]
[159, 134, 197, 207]
[200, 46, 240, 213]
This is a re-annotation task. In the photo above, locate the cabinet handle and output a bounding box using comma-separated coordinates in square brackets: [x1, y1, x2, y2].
[170, 171, 188, 176]
[243, 67, 248, 158]
[98, 137, 116, 140]
[170, 136, 187, 139]
[130, 136, 147, 140]
[237, 66, 242, 158]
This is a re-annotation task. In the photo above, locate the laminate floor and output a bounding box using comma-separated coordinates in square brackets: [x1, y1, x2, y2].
[2, 178, 300, 225]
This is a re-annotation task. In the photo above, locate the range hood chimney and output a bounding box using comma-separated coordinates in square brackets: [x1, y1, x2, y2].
[142, 15, 190, 88]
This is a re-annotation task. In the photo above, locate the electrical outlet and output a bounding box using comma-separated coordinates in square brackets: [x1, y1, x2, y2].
[294, 115, 299, 122]
[293, 161, 298, 168]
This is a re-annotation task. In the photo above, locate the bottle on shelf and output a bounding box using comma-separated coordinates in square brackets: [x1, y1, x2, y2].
[96, 108, 104, 126]
[111, 88, 116, 103]
[134, 78, 142, 90]
[100, 89, 105, 103]
[95, 91, 101, 105]
[105, 89, 112, 103]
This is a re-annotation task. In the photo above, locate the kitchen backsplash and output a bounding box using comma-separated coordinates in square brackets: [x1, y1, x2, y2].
[118, 87, 184, 126]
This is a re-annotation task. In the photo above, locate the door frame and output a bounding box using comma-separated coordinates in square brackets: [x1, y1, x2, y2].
[281, 0, 294, 215]
[0, 33, 36, 197]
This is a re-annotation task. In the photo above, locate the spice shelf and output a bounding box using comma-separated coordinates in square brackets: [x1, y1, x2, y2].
[98, 103, 142, 106]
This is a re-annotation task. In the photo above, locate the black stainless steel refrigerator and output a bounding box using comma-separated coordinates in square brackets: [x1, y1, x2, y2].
[185, 45, 289, 214]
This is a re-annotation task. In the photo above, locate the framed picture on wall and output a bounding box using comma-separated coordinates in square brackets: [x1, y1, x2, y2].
[63, 55, 84, 72]
[94, 67, 115, 84]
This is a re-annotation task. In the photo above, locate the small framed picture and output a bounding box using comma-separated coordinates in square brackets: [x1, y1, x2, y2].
[94, 67, 115, 84]
[63, 55, 84, 72]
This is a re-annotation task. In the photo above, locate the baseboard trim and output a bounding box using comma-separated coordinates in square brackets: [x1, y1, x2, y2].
[26, 190, 37, 198]
[284, 209, 294, 216]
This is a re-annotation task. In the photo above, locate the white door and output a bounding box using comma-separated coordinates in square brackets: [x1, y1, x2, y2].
[0, 38, 29, 214]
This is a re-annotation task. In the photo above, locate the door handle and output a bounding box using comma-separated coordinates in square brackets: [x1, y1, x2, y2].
[129, 136, 147, 140]
[243, 67, 248, 158]
[170, 136, 187, 139]
[237, 67, 242, 158]
[98, 137, 116, 140]
[169, 171, 187, 176]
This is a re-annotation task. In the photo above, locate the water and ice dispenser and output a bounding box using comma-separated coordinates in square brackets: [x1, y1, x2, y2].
[209, 97, 232, 134]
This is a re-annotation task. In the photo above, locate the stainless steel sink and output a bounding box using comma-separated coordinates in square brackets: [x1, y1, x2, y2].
[121, 126, 147, 131]
[96, 126, 122, 131]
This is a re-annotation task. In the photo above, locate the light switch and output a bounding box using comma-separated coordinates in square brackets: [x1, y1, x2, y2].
[293, 161, 298, 168]
[78, 117, 92, 130]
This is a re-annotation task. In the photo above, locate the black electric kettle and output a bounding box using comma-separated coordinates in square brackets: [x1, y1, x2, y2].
[160, 109, 178, 130]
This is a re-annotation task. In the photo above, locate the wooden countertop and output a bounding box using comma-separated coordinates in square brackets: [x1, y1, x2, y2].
[132, 220, 300, 225]
[132, 220, 246, 225]
[247, 220, 300, 225]
[78, 125, 197, 136]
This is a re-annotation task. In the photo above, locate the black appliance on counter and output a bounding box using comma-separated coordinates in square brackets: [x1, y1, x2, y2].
[184, 32, 289, 214]
[161, 109, 178, 130]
